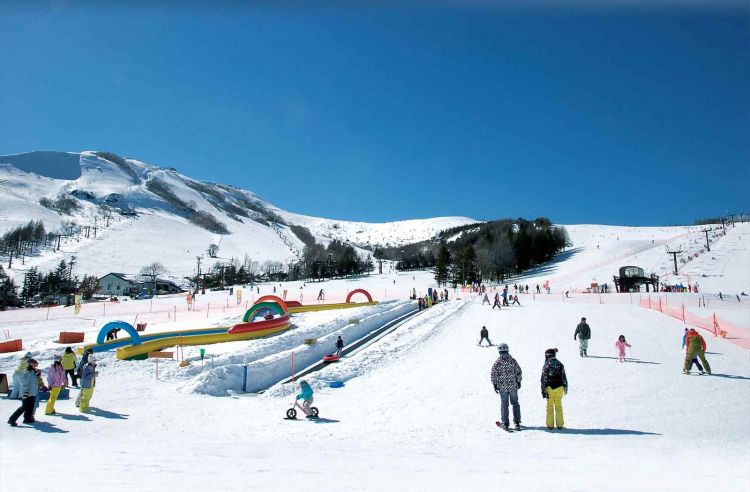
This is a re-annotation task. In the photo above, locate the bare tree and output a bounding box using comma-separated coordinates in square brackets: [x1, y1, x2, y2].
[139, 262, 167, 294]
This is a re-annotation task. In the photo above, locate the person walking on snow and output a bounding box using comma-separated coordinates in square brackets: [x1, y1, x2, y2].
[574, 317, 591, 357]
[62, 346, 78, 387]
[683, 329, 711, 375]
[9, 352, 32, 399]
[317, 289, 324, 301]
[615, 335, 631, 362]
[7, 358, 42, 426]
[682, 328, 704, 373]
[491, 343, 523, 430]
[482, 292, 490, 305]
[479, 326, 492, 346]
[45, 356, 66, 415]
[296, 380, 315, 418]
[79, 357, 99, 413]
[492, 293, 502, 310]
[541, 348, 568, 430]
[335, 336, 344, 357]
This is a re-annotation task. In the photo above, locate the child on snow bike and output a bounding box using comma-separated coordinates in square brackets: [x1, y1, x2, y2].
[296, 380, 315, 418]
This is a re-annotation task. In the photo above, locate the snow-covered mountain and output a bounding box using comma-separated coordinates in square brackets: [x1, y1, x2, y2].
[0, 151, 477, 281]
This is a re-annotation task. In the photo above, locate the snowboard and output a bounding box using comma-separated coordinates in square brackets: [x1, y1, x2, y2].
[495, 421, 514, 432]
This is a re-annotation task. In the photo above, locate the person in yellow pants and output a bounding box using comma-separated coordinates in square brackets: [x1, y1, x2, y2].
[45, 356, 66, 415]
[79, 357, 98, 413]
[541, 348, 568, 430]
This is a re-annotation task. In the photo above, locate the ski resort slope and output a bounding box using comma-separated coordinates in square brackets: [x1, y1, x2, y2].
[1, 296, 748, 491]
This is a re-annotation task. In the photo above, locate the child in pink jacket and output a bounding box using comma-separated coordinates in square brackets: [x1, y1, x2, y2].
[615, 335, 631, 362]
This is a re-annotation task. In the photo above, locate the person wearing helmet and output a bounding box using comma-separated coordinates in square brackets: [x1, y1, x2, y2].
[77, 348, 94, 378]
[541, 348, 568, 430]
[9, 352, 33, 399]
[295, 380, 315, 419]
[683, 328, 711, 375]
[490, 343, 523, 431]
[79, 357, 99, 413]
[7, 359, 41, 426]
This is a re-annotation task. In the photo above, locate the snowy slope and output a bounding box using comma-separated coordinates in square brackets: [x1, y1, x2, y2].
[0, 151, 476, 282]
[0, 215, 748, 491]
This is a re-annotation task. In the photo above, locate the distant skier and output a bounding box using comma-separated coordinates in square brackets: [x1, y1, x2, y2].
[574, 317, 591, 357]
[482, 293, 490, 305]
[683, 328, 711, 375]
[541, 348, 567, 430]
[491, 343, 522, 431]
[502, 286, 509, 306]
[296, 380, 316, 418]
[479, 326, 492, 346]
[681, 328, 704, 373]
[335, 336, 344, 357]
[511, 295, 521, 306]
[615, 335, 631, 362]
[317, 289, 324, 301]
[536, 284, 541, 294]
[492, 293, 502, 310]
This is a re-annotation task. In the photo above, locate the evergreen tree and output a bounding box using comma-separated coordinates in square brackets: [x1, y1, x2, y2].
[434, 243, 451, 286]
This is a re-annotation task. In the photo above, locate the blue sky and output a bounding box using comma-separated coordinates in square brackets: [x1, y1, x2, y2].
[1, 2, 748, 226]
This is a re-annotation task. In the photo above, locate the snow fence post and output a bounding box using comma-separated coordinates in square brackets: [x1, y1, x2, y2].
[713, 313, 718, 337]
[242, 365, 248, 393]
[681, 304, 685, 322]
[207, 302, 210, 319]
[174, 305, 177, 321]
[658, 298, 662, 312]
[291, 351, 295, 383]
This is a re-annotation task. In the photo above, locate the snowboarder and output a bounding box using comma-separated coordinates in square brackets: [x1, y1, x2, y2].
[615, 335, 631, 362]
[491, 343, 522, 431]
[492, 293, 502, 310]
[335, 336, 344, 357]
[479, 326, 492, 346]
[296, 380, 315, 418]
[7, 358, 42, 426]
[574, 317, 591, 357]
[541, 348, 567, 430]
[683, 329, 711, 375]
[45, 356, 66, 415]
[62, 346, 78, 387]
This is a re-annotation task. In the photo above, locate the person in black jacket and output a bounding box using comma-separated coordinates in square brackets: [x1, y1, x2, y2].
[541, 348, 568, 430]
[574, 317, 591, 357]
[491, 343, 523, 430]
[335, 336, 344, 356]
[478, 326, 492, 346]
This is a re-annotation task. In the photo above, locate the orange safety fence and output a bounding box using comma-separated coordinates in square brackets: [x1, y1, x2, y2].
[639, 296, 750, 350]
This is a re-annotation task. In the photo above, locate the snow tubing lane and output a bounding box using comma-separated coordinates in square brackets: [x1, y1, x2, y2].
[253, 295, 289, 313]
[346, 289, 373, 303]
[96, 321, 142, 346]
[243, 302, 287, 322]
[228, 315, 291, 334]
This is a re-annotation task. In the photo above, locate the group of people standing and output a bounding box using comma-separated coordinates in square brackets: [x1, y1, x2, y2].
[7, 347, 99, 427]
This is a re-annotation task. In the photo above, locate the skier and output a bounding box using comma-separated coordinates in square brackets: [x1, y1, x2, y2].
[511, 295, 521, 306]
[9, 352, 32, 399]
[317, 289, 324, 301]
[7, 358, 41, 426]
[491, 343, 522, 431]
[574, 317, 591, 357]
[479, 326, 492, 346]
[62, 347, 78, 387]
[492, 293, 502, 310]
[541, 348, 567, 430]
[296, 380, 316, 418]
[45, 356, 66, 415]
[335, 336, 344, 357]
[502, 286, 509, 306]
[615, 335, 631, 362]
[536, 284, 541, 294]
[683, 328, 711, 375]
[79, 357, 98, 413]
[482, 293, 490, 305]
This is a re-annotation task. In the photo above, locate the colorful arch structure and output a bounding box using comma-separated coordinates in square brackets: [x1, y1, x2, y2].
[243, 301, 287, 322]
[346, 289, 373, 303]
[254, 295, 289, 313]
[96, 321, 142, 346]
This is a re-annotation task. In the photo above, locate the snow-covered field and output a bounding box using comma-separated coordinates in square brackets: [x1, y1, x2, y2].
[1, 223, 748, 491]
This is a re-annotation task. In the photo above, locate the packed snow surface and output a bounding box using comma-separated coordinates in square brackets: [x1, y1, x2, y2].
[1, 224, 748, 491]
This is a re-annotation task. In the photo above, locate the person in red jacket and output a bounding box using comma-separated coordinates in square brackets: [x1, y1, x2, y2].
[683, 329, 711, 375]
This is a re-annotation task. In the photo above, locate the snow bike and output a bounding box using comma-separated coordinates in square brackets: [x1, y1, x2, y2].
[285, 400, 319, 420]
